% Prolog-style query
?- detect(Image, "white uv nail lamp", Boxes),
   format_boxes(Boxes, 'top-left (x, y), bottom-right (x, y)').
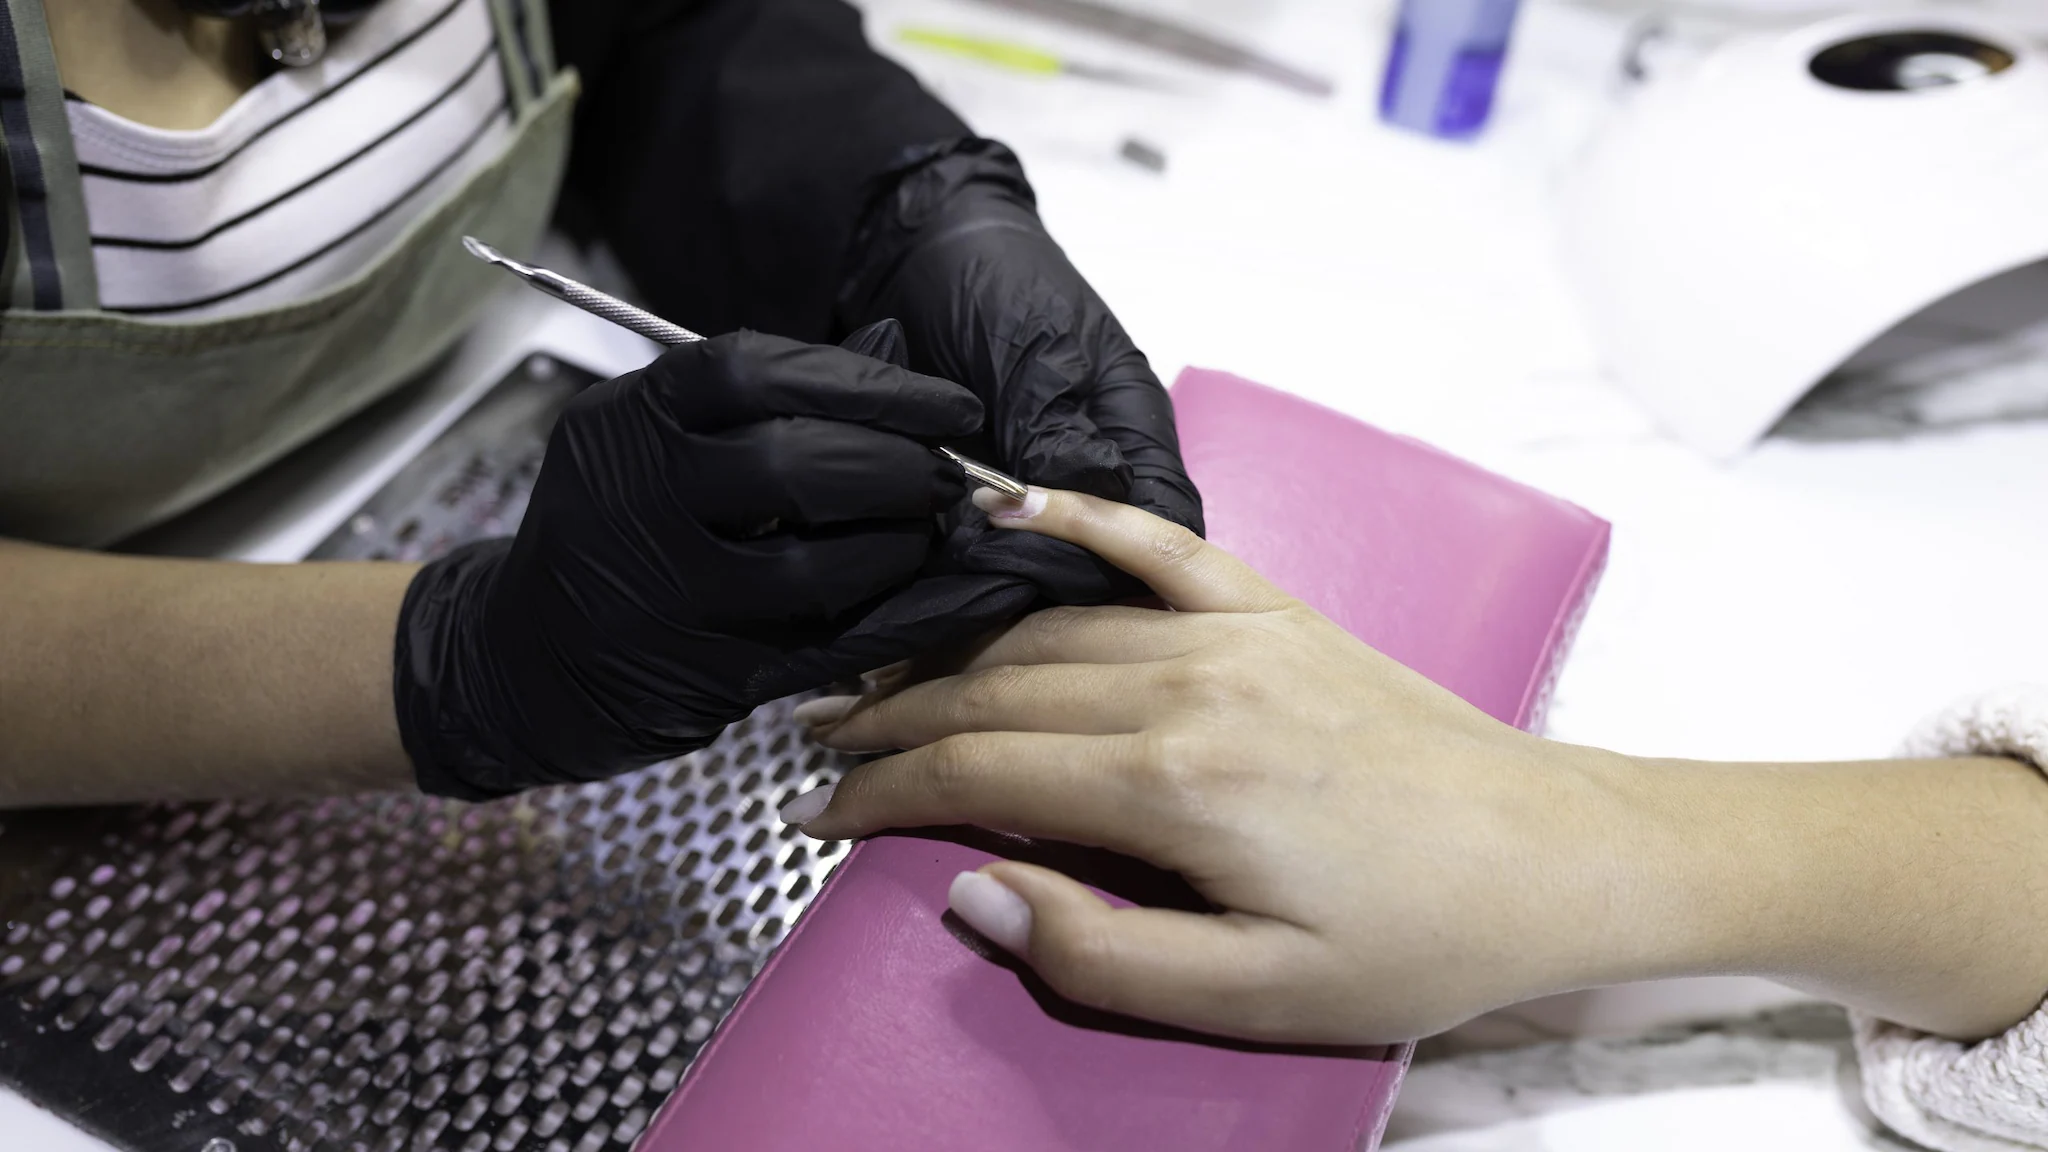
top-left (1561, 13), bottom-right (2048, 458)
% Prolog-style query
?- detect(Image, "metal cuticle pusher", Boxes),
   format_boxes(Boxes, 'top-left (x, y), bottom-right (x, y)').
top-left (462, 237), bottom-right (1030, 501)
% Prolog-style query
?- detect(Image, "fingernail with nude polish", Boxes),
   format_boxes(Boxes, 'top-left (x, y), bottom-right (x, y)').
top-left (949, 871), bottom-right (1032, 955)
top-left (971, 486), bottom-right (1048, 522)
top-left (777, 783), bottom-right (835, 826)
top-left (861, 661), bottom-right (910, 688)
top-left (792, 695), bottom-right (858, 728)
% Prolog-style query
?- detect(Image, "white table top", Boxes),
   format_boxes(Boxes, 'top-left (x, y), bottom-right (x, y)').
top-left (8, 0), bottom-right (2045, 1147)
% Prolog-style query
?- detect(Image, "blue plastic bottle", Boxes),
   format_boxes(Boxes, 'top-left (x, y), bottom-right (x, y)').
top-left (1378, 0), bottom-right (1524, 139)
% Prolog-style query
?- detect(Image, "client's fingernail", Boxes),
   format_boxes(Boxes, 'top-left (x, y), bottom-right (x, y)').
top-left (862, 660), bottom-right (909, 684)
top-left (971, 486), bottom-right (1048, 522)
top-left (777, 783), bottom-right (836, 826)
top-left (792, 696), bottom-right (858, 728)
top-left (948, 871), bottom-right (1032, 955)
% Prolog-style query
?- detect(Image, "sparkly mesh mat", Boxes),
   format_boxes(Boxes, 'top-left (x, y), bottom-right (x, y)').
top-left (0, 357), bottom-right (856, 1152)
top-left (0, 703), bottom-right (854, 1152)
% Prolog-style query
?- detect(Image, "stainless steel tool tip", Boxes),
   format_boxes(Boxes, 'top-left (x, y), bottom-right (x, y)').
top-left (940, 448), bottom-right (1030, 500)
top-left (461, 235), bottom-right (501, 264)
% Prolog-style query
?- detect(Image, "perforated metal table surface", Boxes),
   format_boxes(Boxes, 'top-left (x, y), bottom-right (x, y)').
top-left (0, 357), bottom-right (855, 1152)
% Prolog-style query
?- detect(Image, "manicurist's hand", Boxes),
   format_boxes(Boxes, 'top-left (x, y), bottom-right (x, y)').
top-left (393, 325), bottom-right (991, 801)
top-left (783, 485), bottom-right (1653, 1045)
top-left (840, 140), bottom-right (1203, 608)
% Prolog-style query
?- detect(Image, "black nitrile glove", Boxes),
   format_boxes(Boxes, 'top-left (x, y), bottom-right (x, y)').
top-left (840, 138), bottom-right (1204, 614)
top-left (393, 324), bottom-right (1019, 800)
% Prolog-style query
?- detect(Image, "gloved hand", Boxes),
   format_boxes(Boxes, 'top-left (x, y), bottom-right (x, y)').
top-left (393, 324), bottom-right (1000, 800)
top-left (839, 139), bottom-right (1204, 612)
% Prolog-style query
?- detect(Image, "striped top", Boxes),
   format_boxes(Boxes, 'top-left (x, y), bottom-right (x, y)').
top-left (64, 0), bottom-right (517, 319)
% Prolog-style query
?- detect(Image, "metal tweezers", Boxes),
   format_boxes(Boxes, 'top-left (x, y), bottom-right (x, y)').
top-left (462, 237), bottom-right (1030, 500)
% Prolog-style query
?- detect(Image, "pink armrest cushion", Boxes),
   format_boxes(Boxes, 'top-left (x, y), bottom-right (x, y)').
top-left (644, 368), bottom-right (1610, 1151)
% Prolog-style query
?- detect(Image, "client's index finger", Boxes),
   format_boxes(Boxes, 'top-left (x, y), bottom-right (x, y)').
top-left (985, 489), bottom-right (1290, 615)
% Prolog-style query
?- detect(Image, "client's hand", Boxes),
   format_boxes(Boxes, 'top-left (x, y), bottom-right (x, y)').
top-left (782, 487), bottom-right (1647, 1045)
top-left (784, 488), bottom-right (2048, 1047)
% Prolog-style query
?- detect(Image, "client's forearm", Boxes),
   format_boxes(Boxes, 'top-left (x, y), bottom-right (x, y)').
top-left (1583, 750), bottom-right (2048, 1039)
top-left (0, 539), bottom-right (418, 805)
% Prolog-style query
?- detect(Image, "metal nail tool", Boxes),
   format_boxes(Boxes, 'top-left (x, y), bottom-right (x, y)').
top-left (462, 237), bottom-right (1030, 500)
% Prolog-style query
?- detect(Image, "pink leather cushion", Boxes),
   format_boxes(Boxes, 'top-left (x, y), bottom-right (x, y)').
top-left (1176, 370), bottom-right (1606, 732)
top-left (645, 368), bottom-right (1610, 1151)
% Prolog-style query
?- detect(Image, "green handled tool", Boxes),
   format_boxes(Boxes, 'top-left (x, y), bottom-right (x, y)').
top-left (964, 0), bottom-right (1334, 98)
top-left (897, 26), bottom-right (1176, 89)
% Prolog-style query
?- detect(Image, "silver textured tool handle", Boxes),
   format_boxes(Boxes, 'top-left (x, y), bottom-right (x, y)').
top-left (462, 235), bottom-right (704, 345)
top-left (532, 271), bottom-right (704, 346)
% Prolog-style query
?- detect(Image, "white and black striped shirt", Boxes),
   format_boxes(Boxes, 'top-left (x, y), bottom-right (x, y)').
top-left (65, 0), bottom-right (516, 319)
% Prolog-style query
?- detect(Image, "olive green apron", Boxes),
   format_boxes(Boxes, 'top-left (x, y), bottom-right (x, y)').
top-left (0, 0), bottom-right (577, 548)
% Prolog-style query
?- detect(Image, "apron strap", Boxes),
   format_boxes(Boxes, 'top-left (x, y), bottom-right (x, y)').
top-left (518, 0), bottom-right (557, 81)
top-left (485, 0), bottom-right (557, 122)
top-left (0, 0), bottom-right (98, 311)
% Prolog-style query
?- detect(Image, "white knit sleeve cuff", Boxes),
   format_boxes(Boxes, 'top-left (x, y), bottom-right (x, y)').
top-left (1854, 684), bottom-right (2048, 1152)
